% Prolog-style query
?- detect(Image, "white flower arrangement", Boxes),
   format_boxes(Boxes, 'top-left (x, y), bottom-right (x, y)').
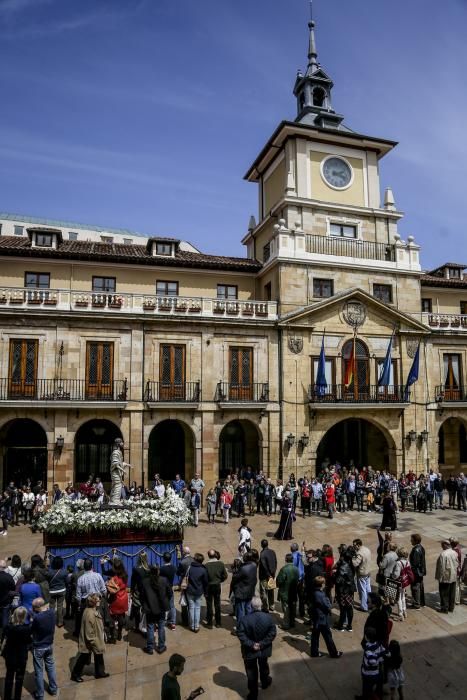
top-left (37, 487), bottom-right (192, 535)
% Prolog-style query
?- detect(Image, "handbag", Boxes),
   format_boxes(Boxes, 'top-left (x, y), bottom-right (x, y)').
top-left (265, 577), bottom-right (276, 590)
top-left (180, 566), bottom-right (190, 591)
top-left (384, 577), bottom-right (401, 604)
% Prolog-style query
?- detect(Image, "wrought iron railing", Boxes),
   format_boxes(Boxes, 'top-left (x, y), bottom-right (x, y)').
top-left (306, 235), bottom-right (396, 262)
top-left (308, 384), bottom-right (409, 403)
top-left (435, 385), bottom-right (467, 402)
top-left (216, 381), bottom-right (269, 402)
top-left (144, 381), bottom-right (201, 402)
top-left (0, 378), bottom-right (128, 401)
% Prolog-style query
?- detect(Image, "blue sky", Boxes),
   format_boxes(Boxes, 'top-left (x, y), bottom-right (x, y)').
top-left (0, 0), bottom-right (466, 267)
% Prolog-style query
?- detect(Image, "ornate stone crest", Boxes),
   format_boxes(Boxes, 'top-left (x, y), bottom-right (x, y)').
top-left (288, 336), bottom-right (303, 354)
top-left (342, 300), bottom-right (366, 329)
top-left (406, 338), bottom-right (419, 358)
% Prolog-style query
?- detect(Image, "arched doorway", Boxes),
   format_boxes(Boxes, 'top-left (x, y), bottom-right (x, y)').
top-left (219, 420), bottom-right (260, 479)
top-left (316, 418), bottom-right (392, 474)
top-left (75, 420), bottom-right (122, 485)
top-left (342, 338), bottom-right (370, 398)
top-left (0, 419), bottom-right (47, 488)
top-left (148, 420), bottom-right (194, 482)
top-left (438, 418), bottom-right (467, 472)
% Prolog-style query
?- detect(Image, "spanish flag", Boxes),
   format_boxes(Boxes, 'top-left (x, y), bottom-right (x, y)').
top-left (344, 336), bottom-right (356, 388)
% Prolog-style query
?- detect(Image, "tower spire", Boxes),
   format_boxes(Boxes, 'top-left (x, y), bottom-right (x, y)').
top-left (307, 2), bottom-right (318, 75)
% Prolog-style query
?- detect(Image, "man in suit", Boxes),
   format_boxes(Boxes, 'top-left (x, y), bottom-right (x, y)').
top-left (236, 596), bottom-right (276, 700)
top-left (258, 539), bottom-right (277, 612)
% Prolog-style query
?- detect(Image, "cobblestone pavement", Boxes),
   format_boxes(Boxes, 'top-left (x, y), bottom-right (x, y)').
top-left (1, 506), bottom-right (466, 700)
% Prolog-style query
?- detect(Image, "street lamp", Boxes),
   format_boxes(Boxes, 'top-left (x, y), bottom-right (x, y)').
top-left (406, 430), bottom-right (417, 444)
top-left (299, 433), bottom-right (309, 448)
top-left (419, 429), bottom-right (429, 443)
top-left (286, 433), bottom-right (295, 448)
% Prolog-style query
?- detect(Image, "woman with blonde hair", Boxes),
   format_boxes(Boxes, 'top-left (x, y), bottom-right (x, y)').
top-left (2, 606), bottom-right (32, 700)
top-left (71, 594), bottom-right (109, 682)
top-left (393, 547), bottom-right (411, 621)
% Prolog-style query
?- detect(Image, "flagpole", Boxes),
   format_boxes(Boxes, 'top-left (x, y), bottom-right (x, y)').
top-left (353, 326), bottom-right (357, 400)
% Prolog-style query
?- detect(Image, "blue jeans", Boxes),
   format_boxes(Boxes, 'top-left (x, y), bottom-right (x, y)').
top-left (146, 614), bottom-right (166, 651)
top-left (235, 598), bottom-right (252, 625)
top-left (166, 595), bottom-right (176, 626)
top-left (32, 646), bottom-right (58, 699)
top-left (356, 575), bottom-right (372, 612)
top-left (187, 594), bottom-right (202, 630)
top-left (434, 491), bottom-right (443, 507)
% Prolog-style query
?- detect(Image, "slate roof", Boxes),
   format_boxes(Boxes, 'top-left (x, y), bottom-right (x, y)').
top-left (0, 236), bottom-right (261, 272)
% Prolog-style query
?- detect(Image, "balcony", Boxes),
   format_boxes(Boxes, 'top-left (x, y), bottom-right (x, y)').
top-left (435, 386), bottom-right (467, 403)
top-left (0, 378), bottom-right (128, 405)
top-left (422, 313), bottom-right (467, 331)
top-left (0, 287), bottom-right (277, 321)
top-left (306, 235), bottom-right (396, 262)
top-left (144, 381), bottom-right (201, 405)
top-left (308, 384), bottom-right (409, 407)
top-left (216, 382), bottom-right (269, 405)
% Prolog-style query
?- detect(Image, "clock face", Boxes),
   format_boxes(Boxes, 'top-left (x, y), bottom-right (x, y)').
top-left (322, 157), bottom-right (353, 189)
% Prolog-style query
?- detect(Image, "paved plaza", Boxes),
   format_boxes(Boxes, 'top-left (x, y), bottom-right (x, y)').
top-left (1, 507), bottom-right (467, 700)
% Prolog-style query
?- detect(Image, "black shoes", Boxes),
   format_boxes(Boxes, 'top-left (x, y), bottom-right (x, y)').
top-left (71, 675), bottom-right (83, 683)
top-left (95, 672), bottom-right (110, 679)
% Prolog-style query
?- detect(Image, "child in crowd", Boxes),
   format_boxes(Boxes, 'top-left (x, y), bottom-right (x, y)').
top-left (355, 626), bottom-right (387, 700)
top-left (386, 640), bottom-right (405, 700)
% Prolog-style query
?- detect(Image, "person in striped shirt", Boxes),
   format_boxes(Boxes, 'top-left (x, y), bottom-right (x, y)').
top-left (355, 626), bottom-right (387, 700)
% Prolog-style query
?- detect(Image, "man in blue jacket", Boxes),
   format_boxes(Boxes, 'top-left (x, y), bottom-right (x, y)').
top-left (237, 596), bottom-right (276, 700)
top-left (31, 597), bottom-right (58, 699)
top-left (310, 577), bottom-right (343, 659)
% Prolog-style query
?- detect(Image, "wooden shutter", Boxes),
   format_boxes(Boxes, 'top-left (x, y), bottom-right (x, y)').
top-left (86, 342), bottom-right (114, 399)
top-left (159, 345), bottom-right (185, 400)
top-left (9, 339), bottom-right (38, 398)
top-left (229, 347), bottom-right (253, 400)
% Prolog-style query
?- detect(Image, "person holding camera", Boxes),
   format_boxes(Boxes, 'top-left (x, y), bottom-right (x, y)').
top-left (161, 653), bottom-right (204, 699)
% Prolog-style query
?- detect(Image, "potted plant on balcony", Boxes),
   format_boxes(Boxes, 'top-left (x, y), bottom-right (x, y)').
top-left (188, 301), bottom-right (202, 313)
top-left (74, 295), bottom-right (89, 307)
top-left (226, 302), bottom-right (239, 315)
top-left (158, 297), bottom-right (173, 311)
top-left (213, 302), bottom-right (225, 314)
top-left (242, 303), bottom-right (254, 316)
top-left (175, 299), bottom-right (188, 311)
top-left (0, 292), bottom-right (6, 304)
top-left (44, 293), bottom-right (58, 306)
top-left (9, 292), bottom-right (24, 304)
top-left (109, 295), bottom-right (124, 309)
top-left (143, 297), bottom-right (156, 310)
top-left (439, 316), bottom-right (449, 327)
top-left (256, 304), bottom-right (268, 317)
top-left (451, 317), bottom-right (461, 328)
top-left (92, 295), bottom-right (106, 308)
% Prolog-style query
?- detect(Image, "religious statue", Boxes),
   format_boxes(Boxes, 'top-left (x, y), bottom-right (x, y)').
top-left (109, 438), bottom-right (130, 505)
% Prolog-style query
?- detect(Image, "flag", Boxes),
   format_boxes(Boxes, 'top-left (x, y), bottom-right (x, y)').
top-left (404, 342), bottom-right (420, 400)
top-left (378, 328), bottom-right (395, 387)
top-left (316, 334), bottom-right (327, 397)
top-left (344, 335), bottom-right (356, 388)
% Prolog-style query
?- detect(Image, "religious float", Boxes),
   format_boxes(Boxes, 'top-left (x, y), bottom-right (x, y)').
top-left (37, 439), bottom-right (191, 578)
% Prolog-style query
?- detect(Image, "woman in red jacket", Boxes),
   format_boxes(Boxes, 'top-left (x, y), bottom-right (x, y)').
top-left (103, 557), bottom-right (129, 642)
top-left (325, 482), bottom-right (335, 520)
top-left (321, 544), bottom-right (335, 599)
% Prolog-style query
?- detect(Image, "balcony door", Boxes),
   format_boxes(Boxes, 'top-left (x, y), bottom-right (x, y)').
top-left (159, 345), bottom-right (185, 400)
top-left (443, 354), bottom-right (461, 400)
top-left (342, 338), bottom-right (369, 400)
top-left (86, 342), bottom-right (114, 399)
top-left (9, 339), bottom-right (38, 398)
top-left (229, 347), bottom-right (253, 400)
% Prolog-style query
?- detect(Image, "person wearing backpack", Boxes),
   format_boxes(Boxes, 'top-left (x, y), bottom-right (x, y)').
top-left (392, 548), bottom-right (413, 621)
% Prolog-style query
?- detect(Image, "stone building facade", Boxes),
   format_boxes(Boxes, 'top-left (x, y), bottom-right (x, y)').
top-left (0, 18), bottom-right (466, 489)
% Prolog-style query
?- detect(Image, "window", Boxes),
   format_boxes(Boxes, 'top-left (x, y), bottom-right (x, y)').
top-left (14, 225), bottom-right (23, 236)
top-left (156, 242), bottom-right (172, 256)
top-left (312, 357), bottom-right (335, 397)
top-left (313, 278), bottom-right (334, 298)
top-left (229, 347), bottom-right (253, 400)
top-left (373, 284), bottom-right (393, 303)
top-left (86, 342), bottom-right (114, 399)
top-left (25, 272), bottom-right (50, 289)
top-left (443, 353), bottom-right (461, 399)
top-left (460, 301), bottom-right (467, 315)
top-left (449, 268), bottom-right (461, 279)
top-left (92, 277), bottom-right (116, 293)
top-left (330, 223), bottom-right (357, 238)
top-left (100, 235), bottom-right (113, 244)
top-left (159, 345), bottom-right (185, 399)
top-left (9, 339), bottom-right (38, 398)
top-left (217, 284), bottom-right (238, 299)
top-left (156, 281), bottom-right (178, 296)
top-left (0, 223), bottom-right (2, 235)
top-left (35, 233), bottom-right (53, 247)
top-left (68, 232), bottom-right (78, 241)
top-left (123, 238), bottom-right (132, 245)
top-left (264, 282), bottom-right (272, 301)
top-left (421, 298), bottom-right (432, 313)
top-left (263, 242), bottom-right (271, 262)
top-left (342, 338), bottom-right (369, 394)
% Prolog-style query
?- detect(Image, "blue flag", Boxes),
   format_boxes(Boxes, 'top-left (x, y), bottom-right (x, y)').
top-left (404, 343), bottom-right (420, 400)
top-left (316, 335), bottom-right (327, 397)
top-left (378, 329), bottom-right (395, 387)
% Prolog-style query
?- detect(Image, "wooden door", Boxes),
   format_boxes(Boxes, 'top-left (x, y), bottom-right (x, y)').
top-left (86, 342), bottom-right (114, 399)
top-left (9, 339), bottom-right (38, 398)
top-left (229, 347), bottom-right (253, 400)
top-left (159, 345), bottom-right (185, 400)
top-left (342, 338), bottom-right (369, 400)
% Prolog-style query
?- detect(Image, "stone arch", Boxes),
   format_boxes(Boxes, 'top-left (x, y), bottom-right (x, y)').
top-left (148, 419), bottom-right (195, 483)
top-left (0, 418), bottom-right (48, 489)
top-left (218, 419), bottom-right (261, 479)
top-left (74, 419), bottom-right (123, 485)
top-left (314, 416), bottom-right (397, 475)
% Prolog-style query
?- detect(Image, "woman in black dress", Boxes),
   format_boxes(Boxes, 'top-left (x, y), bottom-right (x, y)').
top-left (3, 606), bottom-right (32, 700)
top-left (274, 491), bottom-right (294, 540)
top-left (380, 491), bottom-right (397, 530)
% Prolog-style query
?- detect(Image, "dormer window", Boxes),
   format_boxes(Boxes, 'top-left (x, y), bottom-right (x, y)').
top-left (36, 233), bottom-right (53, 247)
top-left (449, 268), bottom-right (461, 279)
top-left (27, 227), bottom-right (62, 249)
top-left (156, 242), bottom-right (172, 256)
top-left (147, 237), bottom-right (179, 258)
